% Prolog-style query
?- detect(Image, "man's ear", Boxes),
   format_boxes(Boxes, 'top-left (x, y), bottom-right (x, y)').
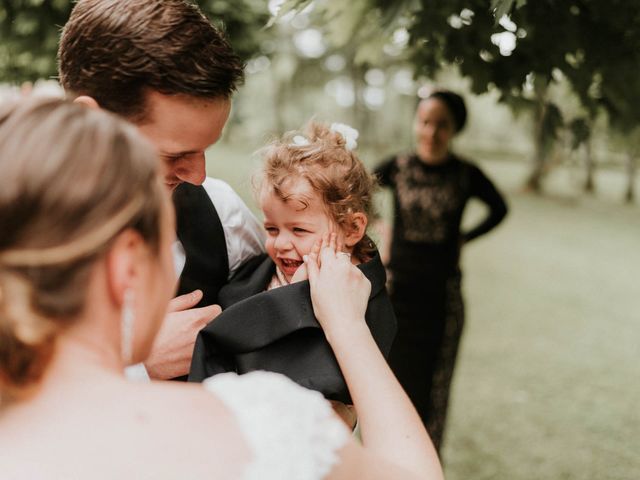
top-left (73, 95), bottom-right (100, 110)
top-left (343, 212), bottom-right (368, 247)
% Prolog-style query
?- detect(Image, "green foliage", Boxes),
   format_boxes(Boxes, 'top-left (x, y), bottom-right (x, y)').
top-left (283, 0), bottom-right (640, 130)
top-left (281, 0), bottom-right (640, 194)
top-left (198, 0), bottom-right (270, 61)
top-left (540, 102), bottom-right (563, 146)
top-left (278, 0), bottom-right (417, 65)
top-left (0, 0), bottom-right (71, 83)
top-left (0, 0), bottom-right (270, 83)
top-left (490, 0), bottom-right (526, 23)
top-left (568, 117), bottom-right (590, 151)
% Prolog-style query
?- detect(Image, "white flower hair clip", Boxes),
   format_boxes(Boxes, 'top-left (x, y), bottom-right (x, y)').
top-left (330, 122), bottom-right (359, 151)
top-left (291, 135), bottom-right (310, 147)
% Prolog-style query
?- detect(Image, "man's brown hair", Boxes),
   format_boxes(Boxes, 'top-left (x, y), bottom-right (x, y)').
top-left (58, 0), bottom-right (245, 121)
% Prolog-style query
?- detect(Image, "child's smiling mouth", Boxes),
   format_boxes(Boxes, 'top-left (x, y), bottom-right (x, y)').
top-left (279, 257), bottom-right (303, 276)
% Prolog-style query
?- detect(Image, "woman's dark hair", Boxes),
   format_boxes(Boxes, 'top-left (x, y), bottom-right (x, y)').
top-left (427, 90), bottom-right (467, 132)
top-left (58, 0), bottom-right (245, 122)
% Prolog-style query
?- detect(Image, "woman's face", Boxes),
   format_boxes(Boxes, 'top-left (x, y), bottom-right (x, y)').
top-left (414, 98), bottom-right (457, 164)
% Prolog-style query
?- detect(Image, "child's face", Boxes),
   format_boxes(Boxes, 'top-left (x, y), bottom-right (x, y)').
top-left (260, 179), bottom-right (337, 283)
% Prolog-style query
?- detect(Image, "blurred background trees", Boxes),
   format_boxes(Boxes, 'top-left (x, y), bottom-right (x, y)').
top-left (0, 0), bottom-right (269, 82)
top-left (0, 0), bottom-right (70, 82)
top-left (0, 0), bottom-right (638, 201)
top-left (275, 0), bottom-right (640, 199)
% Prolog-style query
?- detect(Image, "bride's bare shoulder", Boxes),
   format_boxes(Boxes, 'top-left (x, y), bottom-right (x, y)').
top-left (137, 380), bottom-right (242, 430)
top-left (128, 381), bottom-right (253, 474)
top-left (0, 380), bottom-right (252, 480)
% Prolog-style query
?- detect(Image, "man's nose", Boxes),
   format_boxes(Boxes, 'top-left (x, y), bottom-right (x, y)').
top-left (175, 154), bottom-right (206, 186)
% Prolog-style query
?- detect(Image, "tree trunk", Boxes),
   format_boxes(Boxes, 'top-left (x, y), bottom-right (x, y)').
top-left (349, 61), bottom-right (369, 140)
top-left (525, 100), bottom-right (547, 193)
top-left (272, 69), bottom-right (288, 135)
top-left (584, 140), bottom-right (595, 193)
top-left (625, 151), bottom-right (636, 203)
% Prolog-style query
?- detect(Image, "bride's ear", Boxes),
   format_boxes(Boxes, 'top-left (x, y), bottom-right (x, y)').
top-left (105, 229), bottom-right (145, 308)
top-left (73, 95), bottom-right (100, 110)
top-left (343, 213), bottom-right (368, 247)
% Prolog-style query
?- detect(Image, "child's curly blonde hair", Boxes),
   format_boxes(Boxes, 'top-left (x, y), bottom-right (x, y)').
top-left (256, 121), bottom-right (379, 261)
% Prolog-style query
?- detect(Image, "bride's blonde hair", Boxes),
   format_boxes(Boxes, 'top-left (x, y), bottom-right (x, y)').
top-left (0, 98), bottom-right (165, 401)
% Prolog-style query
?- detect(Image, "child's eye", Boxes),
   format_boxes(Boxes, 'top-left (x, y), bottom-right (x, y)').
top-left (293, 228), bottom-right (309, 234)
top-left (265, 227), bottom-right (278, 236)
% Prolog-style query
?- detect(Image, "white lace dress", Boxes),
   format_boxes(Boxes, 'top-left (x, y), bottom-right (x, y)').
top-left (203, 371), bottom-right (350, 480)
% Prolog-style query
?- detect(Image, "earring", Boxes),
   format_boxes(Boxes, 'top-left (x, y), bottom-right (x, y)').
top-left (121, 289), bottom-right (135, 365)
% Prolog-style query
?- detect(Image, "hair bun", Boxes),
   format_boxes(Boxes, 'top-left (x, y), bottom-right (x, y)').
top-left (0, 272), bottom-right (56, 400)
top-left (428, 90), bottom-right (467, 132)
top-left (0, 98), bottom-right (164, 401)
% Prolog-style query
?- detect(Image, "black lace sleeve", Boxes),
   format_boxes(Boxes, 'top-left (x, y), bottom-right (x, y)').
top-left (462, 163), bottom-right (508, 243)
top-left (373, 155), bottom-right (398, 188)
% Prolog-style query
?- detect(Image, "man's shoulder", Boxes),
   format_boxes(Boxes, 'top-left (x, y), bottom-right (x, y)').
top-left (202, 176), bottom-right (233, 189)
top-left (201, 176), bottom-right (238, 198)
top-left (200, 176), bottom-right (251, 217)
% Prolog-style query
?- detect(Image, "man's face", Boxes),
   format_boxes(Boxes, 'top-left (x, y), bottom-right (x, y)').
top-left (136, 91), bottom-right (231, 191)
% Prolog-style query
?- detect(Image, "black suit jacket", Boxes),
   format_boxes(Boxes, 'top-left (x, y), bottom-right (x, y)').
top-left (171, 183), bottom-right (229, 382)
top-left (173, 183), bottom-right (229, 308)
top-left (188, 252), bottom-right (397, 403)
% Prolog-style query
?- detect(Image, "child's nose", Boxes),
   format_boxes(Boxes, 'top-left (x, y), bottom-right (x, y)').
top-left (274, 233), bottom-right (293, 251)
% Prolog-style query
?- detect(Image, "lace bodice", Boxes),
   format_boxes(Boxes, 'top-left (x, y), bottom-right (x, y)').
top-left (203, 371), bottom-right (350, 480)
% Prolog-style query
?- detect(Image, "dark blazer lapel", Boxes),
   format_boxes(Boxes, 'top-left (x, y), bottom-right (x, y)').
top-left (360, 251), bottom-right (386, 298)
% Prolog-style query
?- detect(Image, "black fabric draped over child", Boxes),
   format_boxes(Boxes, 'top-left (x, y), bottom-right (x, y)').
top-left (188, 251), bottom-right (397, 404)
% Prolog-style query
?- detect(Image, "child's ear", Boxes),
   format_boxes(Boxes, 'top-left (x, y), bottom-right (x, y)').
top-left (343, 212), bottom-right (368, 247)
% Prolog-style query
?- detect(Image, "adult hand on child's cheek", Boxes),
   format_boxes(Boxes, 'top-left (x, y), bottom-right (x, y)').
top-left (290, 263), bottom-right (308, 283)
top-left (145, 290), bottom-right (222, 380)
top-left (306, 233), bottom-right (370, 340)
top-left (290, 238), bottom-right (323, 283)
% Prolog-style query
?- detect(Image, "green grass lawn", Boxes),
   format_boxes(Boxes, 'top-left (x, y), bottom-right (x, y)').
top-left (444, 159), bottom-right (639, 480)
top-left (207, 145), bottom-right (639, 480)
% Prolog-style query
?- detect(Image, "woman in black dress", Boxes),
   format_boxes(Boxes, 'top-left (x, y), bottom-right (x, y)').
top-left (375, 90), bottom-right (508, 453)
